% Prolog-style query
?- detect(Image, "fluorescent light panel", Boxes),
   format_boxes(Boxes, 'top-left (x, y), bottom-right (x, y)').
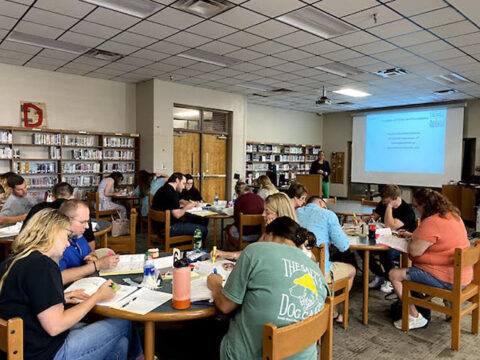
top-left (7, 31), bottom-right (89, 54)
top-left (315, 62), bottom-right (363, 77)
top-left (428, 73), bottom-right (470, 86)
top-left (278, 7), bottom-right (357, 39)
top-left (333, 88), bottom-right (371, 97)
top-left (177, 49), bottom-right (240, 67)
top-left (82, 0), bottom-right (163, 18)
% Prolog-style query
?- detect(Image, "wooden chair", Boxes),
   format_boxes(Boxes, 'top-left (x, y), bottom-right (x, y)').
top-left (312, 245), bottom-right (350, 329)
top-left (263, 296), bottom-right (333, 360)
top-left (147, 207), bottom-right (194, 251)
top-left (227, 213), bottom-right (265, 251)
top-left (324, 197), bottom-right (337, 204)
top-left (103, 208), bottom-right (137, 254)
top-left (401, 240), bottom-right (480, 350)
top-left (86, 192), bottom-right (118, 220)
top-left (139, 194), bottom-right (152, 233)
top-left (0, 317), bottom-right (23, 360)
top-left (361, 198), bottom-right (378, 207)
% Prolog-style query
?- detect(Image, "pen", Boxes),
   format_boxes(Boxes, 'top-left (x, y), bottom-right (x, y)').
top-left (353, 213), bottom-right (358, 225)
top-left (213, 268), bottom-right (218, 275)
top-left (110, 283), bottom-right (119, 291)
top-left (212, 246), bottom-right (216, 264)
top-left (121, 297), bottom-right (137, 308)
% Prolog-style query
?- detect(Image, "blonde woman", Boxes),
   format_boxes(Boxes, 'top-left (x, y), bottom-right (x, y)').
top-left (0, 209), bottom-right (143, 360)
top-left (255, 175), bottom-right (279, 200)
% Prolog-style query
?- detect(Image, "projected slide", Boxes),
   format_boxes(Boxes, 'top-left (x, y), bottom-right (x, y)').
top-left (365, 109), bottom-right (447, 174)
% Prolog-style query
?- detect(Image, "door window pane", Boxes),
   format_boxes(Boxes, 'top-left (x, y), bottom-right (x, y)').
top-left (173, 107), bottom-right (200, 130)
top-left (202, 111), bottom-right (227, 132)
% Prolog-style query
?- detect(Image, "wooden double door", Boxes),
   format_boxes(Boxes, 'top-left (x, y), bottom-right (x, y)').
top-left (173, 131), bottom-right (227, 203)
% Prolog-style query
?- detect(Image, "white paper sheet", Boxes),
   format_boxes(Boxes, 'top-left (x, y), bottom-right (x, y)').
top-left (99, 254), bottom-right (174, 275)
top-left (0, 222), bottom-right (22, 238)
top-left (110, 288), bottom-right (172, 315)
top-left (377, 235), bottom-right (408, 253)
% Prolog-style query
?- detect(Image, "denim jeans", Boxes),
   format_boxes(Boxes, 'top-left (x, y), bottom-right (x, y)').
top-left (406, 266), bottom-right (454, 290)
top-left (170, 221), bottom-right (208, 240)
top-left (370, 248), bottom-right (401, 278)
top-left (53, 318), bottom-right (143, 360)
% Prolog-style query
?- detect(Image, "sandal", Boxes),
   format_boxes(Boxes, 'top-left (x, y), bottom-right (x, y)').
top-left (332, 312), bottom-right (344, 324)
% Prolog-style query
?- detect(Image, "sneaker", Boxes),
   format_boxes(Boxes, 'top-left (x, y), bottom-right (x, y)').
top-left (380, 280), bottom-right (393, 293)
top-left (394, 313), bottom-right (428, 330)
top-left (368, 275), bottom-right (383, 288)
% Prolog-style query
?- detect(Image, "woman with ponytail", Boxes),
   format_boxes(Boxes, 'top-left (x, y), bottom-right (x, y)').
top-left (0, 208), bottom-right (143, 360)
top-left (389, 188), bottom-right (472, 331)
top-left (207, 216), bottom-right (328, 360)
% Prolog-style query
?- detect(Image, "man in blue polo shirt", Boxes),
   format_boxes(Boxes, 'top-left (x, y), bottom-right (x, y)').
top-left (59, 199), bottom-right (119, 285)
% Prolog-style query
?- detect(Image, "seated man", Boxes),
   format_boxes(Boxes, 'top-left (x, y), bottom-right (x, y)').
top-left (0, 174), bottom-right (37, 226)
top-left (152, 172), bottom-right (207, 240)
top-left (297, 196), bottom-right (356, 323)
top-left (58, 200), bottom-right (119, 285)
top-left (369, 184), bottom-right (417, 293)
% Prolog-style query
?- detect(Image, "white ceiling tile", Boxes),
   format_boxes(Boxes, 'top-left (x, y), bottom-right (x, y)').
top-left (219, 31), bottom-right (264, 47)
top-left (92, 66), bottom-right (125, 76)
top-left (117, 56), bottom-right (153, 67)
top-left (89, 72), bottom-right (114, 80)
top-left (145, 62), bottom-right (179, 72)
top-left (15, 20), bottom-right (64, 39)
top-left (271, 62), bottom-right (306, 73)
top-left (447, 32), bottom-right (480, 47)
top-left (61, 62), bottom-right (98, 72)
top-left (187, 21), bottom-right (237, 39)
top-left (125, 21), bottom-right (176, 40)
top-left (248, 41), bottom-right (291, 55)
top-left (133, 48), bottom-right (170, 61)
top-left (430, 21), bottom-right (478, 38)
top-left (73, 55), bottom-right (109, 67)
top-left (314, 0), bottom-right (378, 17)
top-left (212, 68), bottom-right (243, 77)
top-left (0, 55), bottom-right (26, 65)
top-left (162, 56), bottom-right (196, 67)
top-left (274, 48), bottom-right (312, 61)
top-left (331, 31), bottom-right (378, 47)
top-left (294, 56), bottom-right (332, 67)
top-left (27, 55), bottom-right (67, 66)
top-left (342, 5), bottom-right (402, 29)
top-left (299, 40), bottom-right (344, 55)
top-left (187, 62), bottom-right (222, 72)
top-left (435, 56), bottom-right (477, 67)
top-left (85, 8), bottom-right (140, 30)
top-left (275, 31), bottom-right (323, 47)
top-left (171, 67), bottom-right (202, 77)
top-left (165, 31), bottom-right (211, 48)
top-left (150, 8), bottom-right (203, 29)
top-left (0, 28), bottom-right (9, 39)
top-left (98, 41), bottom-right (139, 55)
top-left (368, 19), bottom-right (422, 38)
top-left (103, 62), bottom-right (137, 71)
top-left (249, 55), bottom-right (288, 67)
top-left (27, 62), bottom-right (57, 71)
top-left (230, 62), bottom-right (263, 72)
top-left (23, 8), bottom-right (78, 29)
top-left (250, 67), bottom-right (283, 77)
top-left (461, 44), bottom-right (480, 56)
top-left (227, 48), bottom-right (264, 61)
top-left (70, 21), bottom-right (121, 39)
top-left (0, 1), bottom-right (27, 18)
top-left (35, 0), bottom-right (95, 18)
top-left (0, 15), bottom-right (17, 31)
top-left (7, 0), bottom-right (34, 5)
top-left (112, 32), bottom-right (157, 47)
top-left (424, 48), bottom-right (467, 61)
top-left (212, 6), bottom-right (268, 29)
top-left (0, 48), bottom-right (31, 61)
top-left (242, 0), bottom-right (305, 17)
top-left (448, 0), bottom-right (480, 28)
top-left (388, 31), bottom-right (437, 47)
top-left (197, 41), bottom-right (240, 55)
top-left (410, 7), bottom-right (465, 28)
top-left (343, 56), bottom-right (379, 66)
top-left (59, 31), bottom-right (104, 48)
top-left (245, 20), bottom-right (296, 39)
top-left (388, 0), bottom-right (446, 16)
top-left (406, 40), bottom-right (452, 55)
top-left (1, 41), bottom-right (43, 54)
top-left (322, 48), bottom-right (362, 61)
top-left (147, 41), bottom-right (188, 54)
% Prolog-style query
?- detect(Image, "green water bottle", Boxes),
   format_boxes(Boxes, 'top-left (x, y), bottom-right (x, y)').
top-left (193, 227), bottom-right (202, 250)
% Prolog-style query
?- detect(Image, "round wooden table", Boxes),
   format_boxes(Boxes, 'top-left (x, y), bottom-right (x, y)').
top-left (206, 213), bottom-right (233, 247)
top-left (112, 194), bottom-right (141, 210)
top-left (92, 274), bottom-right (217, 360)
top-left (92, 219), bottom-right (112, 248)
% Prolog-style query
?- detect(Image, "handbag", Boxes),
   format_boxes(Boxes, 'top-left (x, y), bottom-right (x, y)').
top-left (111, 212), bottom-right (130, 237)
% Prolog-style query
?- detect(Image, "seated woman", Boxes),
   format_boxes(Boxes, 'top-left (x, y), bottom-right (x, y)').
top-left (134, 170), bottom-right (168, 217)
top-left (255, 175), bottom-right (279, 200)
top-left (207, 216), bottom-right (328, 360)
top-left (180, 174), bottom-right (202, 205)
top-left (227, 181), bottom-right (264, 246)
top-left (287, 182), bottom-right (308, 210)
top-left (0, 208), bottom-right (142, 360)
top-left (389, 189), bottom-right (473, 330)
top-left (97, 171), bottom-right (127, 219)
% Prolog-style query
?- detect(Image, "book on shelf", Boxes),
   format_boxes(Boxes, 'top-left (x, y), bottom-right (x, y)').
top-left (50, 146), bottom-right (60, 159)
top-left (104, 136), bottom-right (135, 148)
top-left (62, 175), bottom-right (100, 187)
top-left (63, 135), bottom-right (96, 147)
top-left (62, 162), bottom-right (101, 173)
top-left (71, 149), bottom-right (102, 160)
top-left (0, 131), bottom-right (12, 144)
top-left (103, 162), bottom-right (135, 173)
top-left (24, 176), bottom-right (57, 188)
top-left (14, 161), bottom-right (57, 174)
top-left (0, 147), bottom-right (12, 159)
top-left (32, 133), bottom-right (60, 145)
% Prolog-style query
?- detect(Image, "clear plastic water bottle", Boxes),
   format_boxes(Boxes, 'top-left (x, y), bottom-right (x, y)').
top-left (142, 251), bottom-right (156, 289)
top-left (214, 193), bottom-right (219, 206)
top-left (193, 227), bottom-right (203, 250)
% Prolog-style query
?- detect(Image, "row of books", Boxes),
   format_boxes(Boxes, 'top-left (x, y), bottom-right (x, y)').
top-left (63, 135), bottom-right (96, 146)
top-left (104, 137), bottom-right (135, 148)
top-left (71, 149), bottom-right (102, 160)
top-left (103, 162), bottom-right (135, 172)
top-left (33, 133), bottom-right (61, 145)
top-left (103, 150), bottom-right (134, 160)
top-left (0, 147), bottom-right (12, 159)
top-left (62, 175), bottom-right (100, 187)
top-left (14, 162), bottom-right (57, 173)
top-left (62, 162), bottom-right (101, 173)
top-left (24, 176), bottom-right (57, 188)
top-left (0, 131), bottom-right (12, 144)
top-left (50, 146), bottom-right (61, 159)
top-left (305, 147), bottom-right (321, 155)
top-left (283, 146), bottom-right (304, 154)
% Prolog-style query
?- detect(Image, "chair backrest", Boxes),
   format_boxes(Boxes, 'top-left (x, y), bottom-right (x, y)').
top-left (361, 198), bottom-right (378, 207)
top-left (453, 240), bottom-right (480, 292)
top-left (0, 317), bottom-right (23, 360)
top-left (312, 244), bottom-right (326, 276)
top-left (324, 197), bottom-right (337, 204)
top-left (239, 213), bottom-right (265, 249)
top-left (86, 191), bottom-right (96, 214)
top-left (263, 297), bottom-right (333, 360)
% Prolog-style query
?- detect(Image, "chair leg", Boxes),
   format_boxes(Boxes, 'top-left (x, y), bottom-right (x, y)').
top-left (402, 283), bottom-right (410, 331)
top-left (451, 300), bottom-right (461, 350)
top-left (472, 294), bottom-right (479, 334)
top-left (321, 302), bottom-right (333, 360)
top-left (342, 289), bottom-right (349, 329)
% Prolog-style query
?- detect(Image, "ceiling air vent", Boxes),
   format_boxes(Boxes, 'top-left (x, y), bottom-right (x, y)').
top-left (433, 89), bottom-right (458, 96)
top-left (85, 49), bottom-right (123, 61)
top-left (374, 67), bottom-right (408, 78)
top-left (172, 0), bottom-right (234, 18)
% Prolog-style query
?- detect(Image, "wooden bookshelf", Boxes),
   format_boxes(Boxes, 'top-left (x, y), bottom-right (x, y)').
top-left (245, 141), bottom-right (321, 184)
top-left (0, 126), bottom-right (139, 201)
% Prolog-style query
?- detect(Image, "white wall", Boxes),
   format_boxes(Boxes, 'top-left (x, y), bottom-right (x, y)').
top-left (246, 103), bottom-right (323, 145)
top-left (0, 63), bottom-right (136, 132)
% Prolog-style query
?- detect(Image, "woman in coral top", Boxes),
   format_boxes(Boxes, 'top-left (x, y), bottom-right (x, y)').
top-left (389, 188), bottom-right (472, 330)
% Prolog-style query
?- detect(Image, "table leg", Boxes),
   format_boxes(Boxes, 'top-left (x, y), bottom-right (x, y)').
top-left (220, 219), bottom-right (225, 248)
top-left (213, 218), bottom-right (218, 247)
top-left (144, 321), bottom-right (155, 360)
top-left (362, 250), bottom-right (370, 325)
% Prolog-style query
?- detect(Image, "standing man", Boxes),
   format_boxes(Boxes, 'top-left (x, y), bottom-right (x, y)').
top-left (59, 200), bottom-right (119, 285)
top-left (309, 150), bottom-right (331, 198)
top-left (369, 184), bottom-right (417, 293)
top-left (152, 172), bottom-right (207, 240)
top-left (0, 174), bottom-right (37, 225)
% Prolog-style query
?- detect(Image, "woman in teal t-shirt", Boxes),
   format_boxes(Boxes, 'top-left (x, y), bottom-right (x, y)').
top-left (207, 216), bottom-right (329, 360)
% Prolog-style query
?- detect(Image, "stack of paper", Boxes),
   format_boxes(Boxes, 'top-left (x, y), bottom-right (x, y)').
top-left (99, 254), bottom-right (174, 276)
top-left (377, 235), bottom-right (408, 253)
top-left (0, 222), bottom-right (22, 238)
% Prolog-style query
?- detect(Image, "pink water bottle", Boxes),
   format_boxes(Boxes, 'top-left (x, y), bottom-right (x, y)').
top-left (172, 252), bottom-right (190, 310)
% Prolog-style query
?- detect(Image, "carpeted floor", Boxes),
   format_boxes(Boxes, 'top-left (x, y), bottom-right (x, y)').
top-left (129, 219), bottom-right (480, 359)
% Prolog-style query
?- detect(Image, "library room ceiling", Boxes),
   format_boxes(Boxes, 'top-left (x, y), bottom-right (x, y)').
top-left (1, 0), bottom-right (480, 113)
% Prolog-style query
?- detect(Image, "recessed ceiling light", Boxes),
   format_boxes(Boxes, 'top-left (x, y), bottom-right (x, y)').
top-left (333, 88), bottom-right (371, 97)
top-left (177, 49), bottom-right (240, 67)
top-left (428, 73), bottom-right (469, 86)
top-left (82, 0), bottom-right (163, 18)
top-left (7, 31), bottom-right (89, 54)
top-left (278, 7), bottom-right (357, 39)
top-left (315, 62), bottom-right (363, 77)
top-left (172, 0), bottom-right (234, 18)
